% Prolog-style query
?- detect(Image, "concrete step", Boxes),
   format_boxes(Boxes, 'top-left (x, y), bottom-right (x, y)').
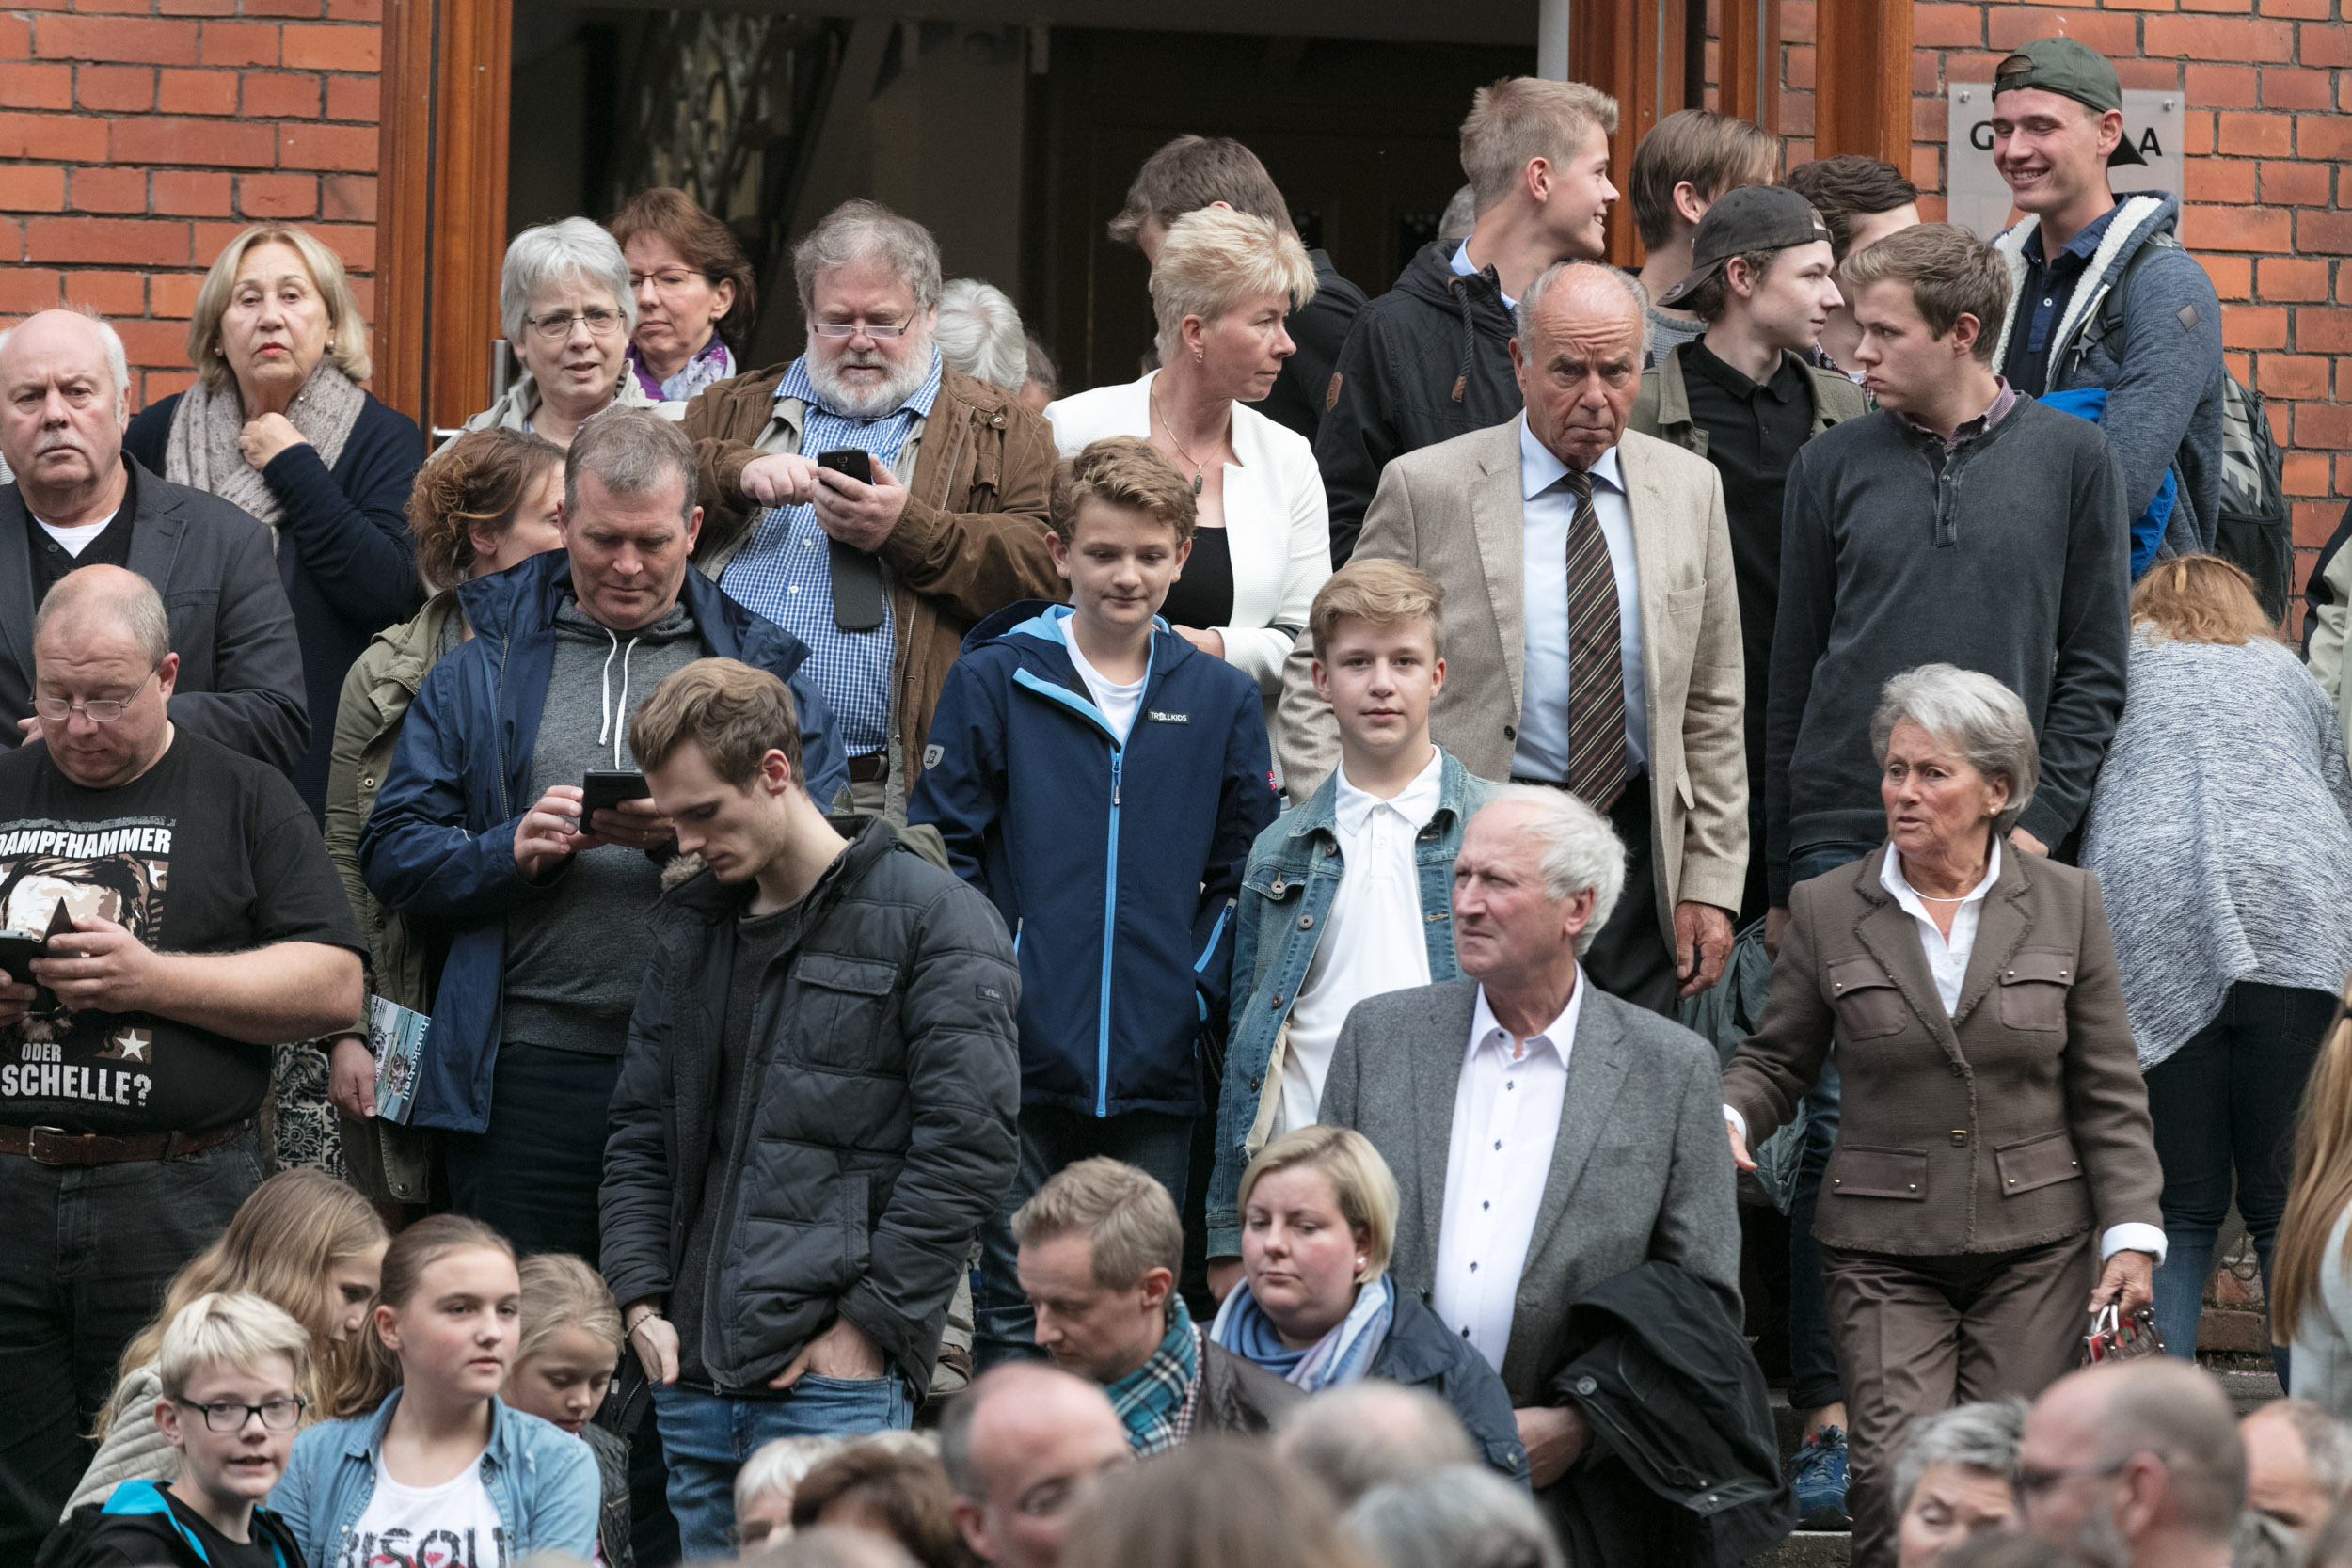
top-left (1750, 1530), bottom-right (1851, 1568)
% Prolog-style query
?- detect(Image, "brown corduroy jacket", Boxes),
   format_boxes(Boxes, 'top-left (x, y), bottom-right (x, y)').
top-left (1723, 844), bottom-right (2163, 1257)
top-left (681, 361), bottom-right (1061, 795)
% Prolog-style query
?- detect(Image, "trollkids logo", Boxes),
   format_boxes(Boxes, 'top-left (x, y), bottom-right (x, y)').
top-left (1146, 710), bottom-right (1189, 724)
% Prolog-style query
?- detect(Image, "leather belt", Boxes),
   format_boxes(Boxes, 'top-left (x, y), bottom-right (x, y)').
top-left (848, 752), bottom-right (889, 784)
top-left (0, 1119), bottom-right (249, 1167)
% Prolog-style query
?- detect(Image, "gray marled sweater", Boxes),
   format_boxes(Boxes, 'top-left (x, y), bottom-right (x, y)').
top-left (2081, 628), bottom-right (2352, 1069)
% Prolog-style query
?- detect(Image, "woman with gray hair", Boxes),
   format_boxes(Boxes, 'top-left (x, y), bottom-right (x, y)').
top-left (1722, 663), bottom-right (2165, 1568)
top-left (460, 217), bottom-right (664, 446)
top-left (1893, 1399), bottom-right (2025, 1568)
top-left (1341, 1465), bottom-right (1564, 1568)
top-left (933, 279), bottom-right (1028, 392)
top-left (1044, 206), bottom-right (1331, 750)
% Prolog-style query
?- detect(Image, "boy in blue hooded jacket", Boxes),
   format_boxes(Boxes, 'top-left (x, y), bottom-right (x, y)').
top-left (912, 436), bottom-right (1279, 1369)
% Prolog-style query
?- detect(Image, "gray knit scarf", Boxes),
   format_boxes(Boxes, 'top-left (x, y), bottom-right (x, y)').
top-left (164, 358), bottom-right (365, 550)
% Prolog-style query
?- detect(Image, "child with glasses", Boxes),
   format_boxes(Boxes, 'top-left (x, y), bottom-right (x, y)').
top-left (45, 1291), bottom-right (312, 1568)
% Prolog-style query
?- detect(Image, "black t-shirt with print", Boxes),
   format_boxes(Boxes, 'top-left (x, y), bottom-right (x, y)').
top-left (0, 731), bottom-right (362, 1134)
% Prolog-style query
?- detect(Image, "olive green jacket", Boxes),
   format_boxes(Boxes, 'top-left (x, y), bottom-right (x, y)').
top-left (1628, 341), bottom-right (1870, 457)
top-left (322, 591), bottom-right (463, 1201)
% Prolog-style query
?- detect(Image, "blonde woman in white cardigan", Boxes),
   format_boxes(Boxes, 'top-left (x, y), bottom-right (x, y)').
top-left (1046, 207), bottom-right (1331, 743)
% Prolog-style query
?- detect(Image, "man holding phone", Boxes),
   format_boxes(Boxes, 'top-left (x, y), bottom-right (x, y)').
top-left (360, 412), bottom-right (850, 1259)
top-left (683, 199), bottom-right (1060, 818)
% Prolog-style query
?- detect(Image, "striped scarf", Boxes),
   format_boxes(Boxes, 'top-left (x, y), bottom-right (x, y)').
top-left (1104, 1295), bottom-right (1201, 1457)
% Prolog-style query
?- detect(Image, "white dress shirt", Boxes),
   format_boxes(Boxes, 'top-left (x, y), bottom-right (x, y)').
top-left (1513, 416), bottom-right (1648, 784)
top-left (1727, 842), bottom-right (2165, 1265)
top-left (1273, 749), bottom-right (1445, 1138)
top-left (1432, 978), bottom-right (1583, 1372)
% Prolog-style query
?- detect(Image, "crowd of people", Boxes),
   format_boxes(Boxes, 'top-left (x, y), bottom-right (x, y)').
top-left (2, 28), bottom-right (2349, 1568)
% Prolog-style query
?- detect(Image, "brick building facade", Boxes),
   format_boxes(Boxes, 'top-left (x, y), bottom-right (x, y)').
top-left (2, 0), bottom-right (2346, 600)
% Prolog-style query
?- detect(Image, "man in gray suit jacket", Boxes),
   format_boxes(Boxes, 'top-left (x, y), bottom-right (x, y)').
top-left (1319, 788), bottom-right (1740, 1492)
top-left (0, 311), bottom-right (306, 773)
top-left (1280, 261), bottom-right (1746, 1019)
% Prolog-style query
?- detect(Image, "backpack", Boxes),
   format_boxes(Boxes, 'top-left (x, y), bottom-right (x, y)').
top-left (2090, 237), bottom-right (2290, 616)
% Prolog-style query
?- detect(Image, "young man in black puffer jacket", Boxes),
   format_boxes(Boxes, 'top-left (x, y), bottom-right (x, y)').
top-left (598, 657), bottom-right (1021, 1565)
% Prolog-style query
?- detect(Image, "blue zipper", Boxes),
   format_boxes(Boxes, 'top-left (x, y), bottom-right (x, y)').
top-left (1098, 746), bottom-right (1121, 1116)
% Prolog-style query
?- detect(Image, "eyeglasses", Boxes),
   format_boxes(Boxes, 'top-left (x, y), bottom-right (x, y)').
top-left (177, 1396), bottom-right (307, 1433)
top-left (628, 269), bottom-right (707, 294)
top-left (526, 308), bottom-right (626, 342)
top-left (811, 318), bottom-right (912, 340)
top-left (35, 669), bottom-right (156, 724)
top-left (2016, 1454), bottom-right (2138, 1496)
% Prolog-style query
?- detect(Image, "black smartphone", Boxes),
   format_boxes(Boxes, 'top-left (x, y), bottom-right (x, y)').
top-left (815, 448), bottom-right (872, 485)
top-left (0, 931), bottom-right (43, 987)
top-left (580, 768), bottom-right (650, 822)
top-left (816, 449), bottom-right (889, 634)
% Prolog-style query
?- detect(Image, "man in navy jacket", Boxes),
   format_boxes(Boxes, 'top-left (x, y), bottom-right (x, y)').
top-left (360, 412), bottom-right (846, 1258)
top-left (912, 436), bottom-right (1277, 1370)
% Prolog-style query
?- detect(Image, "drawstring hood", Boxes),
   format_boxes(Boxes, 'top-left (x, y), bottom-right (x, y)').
top-left (596, 624), bottom-right (640, 768)
top-left (1447, 272), bottom-right (1485, 404)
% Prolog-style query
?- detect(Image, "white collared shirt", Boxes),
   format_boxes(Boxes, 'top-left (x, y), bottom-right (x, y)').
top-left (1724, 842), bottom-right (2167, 1265)
top-left (1514, 417), bottom-right (1647, 784)
top-left (1432, 978), bottom-right (1582, 1372)
top-left (1880, 839), bottom-right (2003, 1017)
top-left (1274, 748), bottom-right (1445, 1138)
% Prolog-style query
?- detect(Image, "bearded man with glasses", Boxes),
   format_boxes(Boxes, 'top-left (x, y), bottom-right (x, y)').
top-left (2017, 1358), bottom-right (2246, 1568)
top-left (683, 198), bottom-right (1061, 822)
top-left (0, 565), bottom-right (363, 1562)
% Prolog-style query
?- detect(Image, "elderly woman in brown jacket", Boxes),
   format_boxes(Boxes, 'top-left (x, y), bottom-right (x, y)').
top-left (1722, 663), bottom-right (2164, 1568)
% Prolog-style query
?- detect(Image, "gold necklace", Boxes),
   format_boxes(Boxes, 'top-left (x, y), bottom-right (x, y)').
top-left (1151, 380), bottom-right (1210, 496)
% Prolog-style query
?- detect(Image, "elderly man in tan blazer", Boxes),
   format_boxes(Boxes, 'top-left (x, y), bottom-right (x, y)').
top-left (1279, 260), bottom-right (1746, 1014)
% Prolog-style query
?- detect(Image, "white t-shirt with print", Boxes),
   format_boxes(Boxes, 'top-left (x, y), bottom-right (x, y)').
top-left (1064, 636), bottom-right (1147, 744)
top-left (341, 1457), bottom-right (505, 1568)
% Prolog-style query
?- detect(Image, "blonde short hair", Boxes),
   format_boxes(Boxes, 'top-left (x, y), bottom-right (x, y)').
top-left (1149, 207), bottom-right (1318, 367)
top-left (1629, 109), bottom-right (1779, 249)
top-left (157, 1291), bottom-right (311, 1404)
top-left (1460, 78), bottom-right (1622, 214)
top-left (1238, 1127), bottom-right (1399, 1284)
top-left (1309, 558), bottom-right (1446, 662)
top-left (187, 225), bottom-right (372, 392)
top-left (1051, 436), bottom-right (1198, 546)
top-left (516, 1253), bottom-right (623, 1368)
top-left (1012, 1157), bottom-right (1183, 1290)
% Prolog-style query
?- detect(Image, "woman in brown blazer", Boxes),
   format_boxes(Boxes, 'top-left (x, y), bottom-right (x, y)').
top-left (1722, 663), bottom-right (2164, 1568)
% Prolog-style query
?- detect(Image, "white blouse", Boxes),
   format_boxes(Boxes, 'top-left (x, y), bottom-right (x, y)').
top-left (1043, 372), bottom-right (1332, 701)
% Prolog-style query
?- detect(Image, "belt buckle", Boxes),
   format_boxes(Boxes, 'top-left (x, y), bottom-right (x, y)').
top-left (26, 1126), bottom-right (80, 1166)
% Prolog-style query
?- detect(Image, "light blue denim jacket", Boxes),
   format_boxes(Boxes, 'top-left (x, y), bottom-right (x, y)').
top-left (1207, 750), bottom-right (1497, 1256)
top-left (268, 1392), bottom-right (600, 1568)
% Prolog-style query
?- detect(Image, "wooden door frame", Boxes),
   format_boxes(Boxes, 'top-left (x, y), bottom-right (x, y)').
top-left (373, 0), bottom-right (513, 436)
top-left (1813, 0), bottom-right (1912, 166)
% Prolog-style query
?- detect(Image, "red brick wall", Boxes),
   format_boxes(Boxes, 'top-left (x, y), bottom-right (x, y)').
top-left (0, 0), bottom-right (381, 405)
top-left (1749, 0), bottom-right (2352, 622)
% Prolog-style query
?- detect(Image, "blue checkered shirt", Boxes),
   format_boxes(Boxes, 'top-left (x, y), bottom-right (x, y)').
top-left (718, 352), bottom-right (944, 756)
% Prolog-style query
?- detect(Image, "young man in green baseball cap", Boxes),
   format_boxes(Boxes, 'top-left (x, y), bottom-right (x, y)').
top-left (1986, 35), bottom-right (2225, 559)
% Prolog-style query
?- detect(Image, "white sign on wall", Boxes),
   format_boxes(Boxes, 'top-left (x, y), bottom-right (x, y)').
top-left (1945, 86), bottom-right (2186, 241)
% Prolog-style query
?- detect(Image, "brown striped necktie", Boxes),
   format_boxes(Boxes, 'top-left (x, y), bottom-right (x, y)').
top-left (1558, 466), bottom-right (1629, 813)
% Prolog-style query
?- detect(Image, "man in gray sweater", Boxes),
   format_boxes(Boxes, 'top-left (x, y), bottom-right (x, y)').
top-left (1766, 222), bottom-right (2129, 921)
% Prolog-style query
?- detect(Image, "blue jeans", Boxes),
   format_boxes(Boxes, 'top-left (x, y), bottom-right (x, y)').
top-left (0, 1128), bottom-right (262, 1562)
top-left (975, 1104), bottom-right (1194, 1370)
top-left (653, 1373), bottom-right (914, 1561)
top-left (1784, 837), bottom-right (1881, 1414)
top-left (2144, 981), bottom-right (2333, 1383)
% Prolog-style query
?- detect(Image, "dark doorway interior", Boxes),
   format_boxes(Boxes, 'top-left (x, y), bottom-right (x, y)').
top-left (1031, 29), bottom-right (1533, 392)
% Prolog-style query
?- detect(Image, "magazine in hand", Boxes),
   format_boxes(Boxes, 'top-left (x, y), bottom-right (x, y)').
top-left (365, 995), bottom-right (430, 1125)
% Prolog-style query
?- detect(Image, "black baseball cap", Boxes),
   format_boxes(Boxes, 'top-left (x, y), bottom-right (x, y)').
top-left (1993, 37), bottom-right (2146, 166)
top-left (1659, 185), bottom-right (1834, 307)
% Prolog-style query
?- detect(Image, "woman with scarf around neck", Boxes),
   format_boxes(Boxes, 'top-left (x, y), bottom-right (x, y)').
top-left (608, 187), bottom-right (756, 406)
top-left (125, 223), bottom-right (424, 819)
top-left (1209, 1128), bottom-right (1529, 1483)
